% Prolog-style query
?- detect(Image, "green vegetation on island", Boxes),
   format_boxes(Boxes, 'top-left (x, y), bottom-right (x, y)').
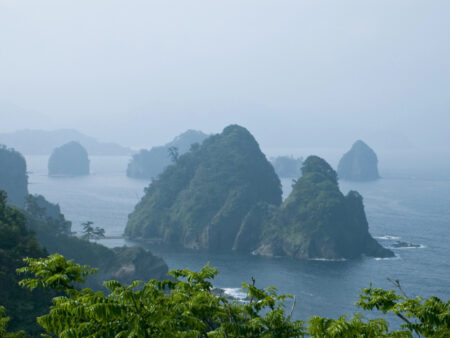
top-left (338, 140), bottom-right (380, 181)
top-left (48, 141), bottom-right (90, 176)
top-left (127, 129), bottom-right (209, 179)
top-left (126, 125), bottom-right (282, 251)
top-left (250, 156), bottom-right (394, 259)
top-left (0, 146), bottom-right (28, 207)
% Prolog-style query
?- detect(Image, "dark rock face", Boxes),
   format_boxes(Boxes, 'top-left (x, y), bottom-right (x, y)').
top-left (252, 156), bottom-right (393, 260)
top-left (127, 130), bottom-right (208, 179)
top-left (270, 156), bottom-right (303, 178)
top-left (0, 145), bottom-right (28, 207)
top-left (337, 140), bottom-right (380, 181)
top-left (125, 125), bottom-right (282, 251)
top-left (48, 141), bottom-right (90, 176)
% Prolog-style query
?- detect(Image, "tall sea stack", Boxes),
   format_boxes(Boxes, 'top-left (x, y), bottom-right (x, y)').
top-left (246, 156), bottom-right (393, 260)
top-left (337, 140), bottom-right (380, 181)
top-left (125, 125), bottom-right (282, 251)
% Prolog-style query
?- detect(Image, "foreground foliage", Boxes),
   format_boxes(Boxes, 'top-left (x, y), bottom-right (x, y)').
top-left (0, 191), bottom-right (52, 335)
top-left (12, 254), bottom-right (450, 337)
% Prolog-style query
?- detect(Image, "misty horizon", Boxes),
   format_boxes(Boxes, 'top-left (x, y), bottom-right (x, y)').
top-left (1, 0), bottom-right (449, 154)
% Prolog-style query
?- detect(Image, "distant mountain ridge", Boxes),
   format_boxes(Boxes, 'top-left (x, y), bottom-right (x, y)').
top-left (0, 129), bottom-right (132, 156)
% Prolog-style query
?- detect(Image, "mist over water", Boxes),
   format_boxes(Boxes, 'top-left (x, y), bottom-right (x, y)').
top-left (26, 154), bottom-right (450, 323)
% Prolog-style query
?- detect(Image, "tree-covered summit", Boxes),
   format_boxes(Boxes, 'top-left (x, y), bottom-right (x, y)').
top-left (250, 156), bottom-right (393, 259)
top-left (338, 140), bottom-right (380, 181)
top-left (125, 124), bottom-right (282, 251)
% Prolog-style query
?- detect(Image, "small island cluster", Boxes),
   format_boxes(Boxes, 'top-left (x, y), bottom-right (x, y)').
top-left (0, 125), bottom-right (385, 263)
top-left (125, 125), bottom-right (390, 260)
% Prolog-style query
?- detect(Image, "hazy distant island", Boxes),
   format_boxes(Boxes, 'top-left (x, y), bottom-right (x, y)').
top-left (0, 129), bottom-right (132, 156)
top-left (0, 145), bottom-right (28, 207)
top-left (48, 141), bottom-right (90, 176)
top-left (244, 156), bottom-right (393, 259)
top-left (125, 125), bottom-right (282, 250)
top-left (337, 140), bottom-right (380, 181)
top-left (270, 155), bottom-right (303, 178)
top-left (127, 129), bottom-right (209, 179)
top-left (126, 125), bottom-right (391, 260)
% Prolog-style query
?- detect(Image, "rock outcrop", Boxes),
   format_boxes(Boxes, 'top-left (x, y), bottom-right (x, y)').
top-left (125, 125), bottom-right (282, 251)
top-left (246, 156), bottom-right (393, 260)
top-left (127, 129), bottom-right (208, 179)
top-left (337, 140), bottom-right (380, 181)
top-left (0, 145), bottom-right (28, 206)
top-left (48, 141), bottom-right (90, 176)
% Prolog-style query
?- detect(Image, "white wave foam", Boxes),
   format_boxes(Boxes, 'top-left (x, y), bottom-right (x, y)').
top-left (374, 255), bottom-right (401, 261)
top-left (390, 244), bottom-right (426, 250)
top-left (222, 288), bottom-right (247, 300)
top-left (375, 235), bottom-right (401, 240)
top-left (308, 257), bottom-right (347, 262)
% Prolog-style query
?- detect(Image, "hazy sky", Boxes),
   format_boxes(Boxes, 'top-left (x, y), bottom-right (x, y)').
top-left (0, 0), bottom-right (449, 150)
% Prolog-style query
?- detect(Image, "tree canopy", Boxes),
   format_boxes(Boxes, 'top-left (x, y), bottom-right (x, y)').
top-left (4, 253), bottom-right (448, 337)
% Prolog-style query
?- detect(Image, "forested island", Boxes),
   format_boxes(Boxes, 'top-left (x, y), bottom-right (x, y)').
top-left (126, 125), bottom-right (391, 260)
top-left (126, 125), bottom-right (282, 250)
top-left (48, 141), bottom-right (90, 176)
top-left (338, 140), bottom-right (380, 181)
top-left (0, 145), bottom-right (28, 207)
top-left (246, 156), bottom-right (393, 259)
top-left (127, 129), bottom-right (208, 179)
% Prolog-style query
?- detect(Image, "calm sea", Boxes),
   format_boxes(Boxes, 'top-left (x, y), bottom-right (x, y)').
top-left (26, 155), bottom-right (449, 325)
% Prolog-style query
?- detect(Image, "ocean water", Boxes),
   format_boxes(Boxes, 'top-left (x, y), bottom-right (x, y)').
top-left (26, 155), bottom-right (450, 324)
